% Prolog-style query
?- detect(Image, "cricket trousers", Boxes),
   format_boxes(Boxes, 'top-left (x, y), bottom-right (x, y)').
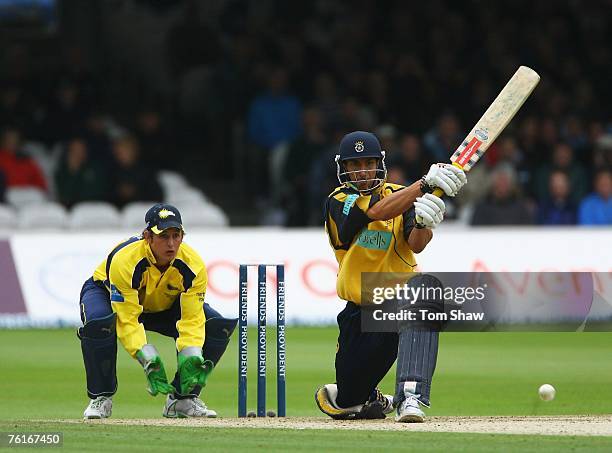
top-left (334, 301), bottom-right (398, 408)
top-left (78, 277), bottom-right (237, 399)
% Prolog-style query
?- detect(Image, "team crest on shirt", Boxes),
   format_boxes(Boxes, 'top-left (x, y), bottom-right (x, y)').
top-left (159, 209), bottom-right (175, 219)
top-left (354, 141), bottom-right (364, 152)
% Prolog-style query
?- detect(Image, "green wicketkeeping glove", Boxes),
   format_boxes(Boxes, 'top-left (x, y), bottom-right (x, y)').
top-left (135, 344), bottom-right (175, 396)
top-left (177, 347), bottom-right (214, 395)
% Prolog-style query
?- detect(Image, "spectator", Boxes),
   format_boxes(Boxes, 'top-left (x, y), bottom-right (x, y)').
top-left (488, 136), bottom-right (529, 184)
top-left (537, 170), bottom-right (576, 225)
top-left (277, 107), bottom-right (329, 226)
top-left (311, 73), bottom-right (342, 132)
top-left (0, 84), bottom-right (31, 134)
top-left (247, 66), bottom-right (302, 197)
top-left (561, 115), bottom-right (590, 157)
top-left (308, 128), bottom-right (347, 225)
top-left (338, 97), bottom-right (376, 132)
top-left (81, 110), bottom-right (113, 165)
top-left (578, 169), bottom-right (612, 225)
top-left (133, 107), bottom-right (172, 172)
top-left (0, 126), bottom-right (47, 191)
top-left (365, 71), bottom-right (392, 122)
top-left (54, 138), bottom-right (109, 208)
top-left (386, 166), bottom-right (407, 186)
top-left (109, 135), bottom-right (163, 208)
top-left (471, 163), bottom-right (534, 225)
top-left (247, 66), bottom-right (302, 151)
top-left (423, 113), bottom-right (463, 161)
top-left (375, 124), bottom-right (399, 156)
top-left (534, 142), bottom-right (588, 204)
top-left (386, 134), bottom-right (429, 185)
top-left (39, 79), bottom-right (87, 147)
top-left (593, 135), bottom-right (612, 171)
top-left (165, 0), bottom-right (220, 81)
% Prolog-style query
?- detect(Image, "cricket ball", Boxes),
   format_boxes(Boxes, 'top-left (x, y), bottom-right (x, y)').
top-left (247, 411), bottom-right (257, 417)
top-left (538, 384), bottom-right (556, 401)
top-left (267, 410), bottom-right (276, 417)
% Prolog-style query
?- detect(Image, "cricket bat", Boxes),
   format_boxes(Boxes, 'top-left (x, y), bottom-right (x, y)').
top-left (430, 65), bottom-right (540, 199)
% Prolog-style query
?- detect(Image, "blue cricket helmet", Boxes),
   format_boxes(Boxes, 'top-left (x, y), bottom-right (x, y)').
top-left (335, 131), bottom-right (387, 193)
top-left (338, 131), bottom-right (384, 160)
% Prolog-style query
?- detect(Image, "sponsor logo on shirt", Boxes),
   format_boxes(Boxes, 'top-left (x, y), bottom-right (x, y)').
top-left (110, 284), bottom-right (124, 302)
top-left (356, 229), bottom-right (392, 250)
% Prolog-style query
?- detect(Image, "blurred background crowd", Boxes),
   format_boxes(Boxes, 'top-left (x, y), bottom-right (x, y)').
top-left (0, 0), bottom-right (610, 227)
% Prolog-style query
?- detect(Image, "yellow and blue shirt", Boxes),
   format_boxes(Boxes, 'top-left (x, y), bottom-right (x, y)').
top-left (92, 237), bottom-right (207, 357)
top-left (325, 183), bottom-right (418, 304)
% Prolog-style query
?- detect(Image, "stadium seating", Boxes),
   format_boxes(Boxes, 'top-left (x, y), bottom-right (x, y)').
top-left (158, 170), bottom-right (190, 193)
top-left (165, 186), bottom-right (208, 205)
top-left (121, 201), bottom-right (160, 229)
top-left (69, 202), bottom-right (122, 229)
top-left (17, 202), bottom-right (68, 229)
top-left (172, 202), bottom-right (229, 227)
top-left (23, 142), bottom-right (61, 199)
top-left (0, 204), bottom-right (17, 228)
top-left (6, 187), bottom-right (48, 207)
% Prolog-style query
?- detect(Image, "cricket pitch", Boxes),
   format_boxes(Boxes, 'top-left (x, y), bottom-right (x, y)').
top-left (57, 415), bottom-right (612, 436)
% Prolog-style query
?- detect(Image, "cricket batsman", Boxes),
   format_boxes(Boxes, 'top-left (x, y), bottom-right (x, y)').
top-left (78, 203), bottom-right (237, 419)
top-left (315, 131), bottom-right (466, 422)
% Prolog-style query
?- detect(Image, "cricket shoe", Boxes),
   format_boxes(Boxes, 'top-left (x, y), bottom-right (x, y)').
top-left (356, 388), bottom-right (394, 419)
top-left (163, 394), bottom-right (217, 418)
top-left (315, 384), bottom-right (364, 420)
top-left (395, 393), bottom-right (425, 423)
top-left (83, 396), bottom-right (112, 419)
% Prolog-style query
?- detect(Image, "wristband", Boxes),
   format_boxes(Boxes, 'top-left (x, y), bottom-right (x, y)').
top-left (420, 176), bottom-right (434, 194)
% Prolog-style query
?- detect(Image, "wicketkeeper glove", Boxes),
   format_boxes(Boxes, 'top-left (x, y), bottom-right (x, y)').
top-left (135, 344), bottom-right (175, 396)
top-left (177, 347), bottom-right (214, 395)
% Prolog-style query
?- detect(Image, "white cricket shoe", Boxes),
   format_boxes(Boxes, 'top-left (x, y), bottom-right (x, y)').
top-left (395, 394), bottom-right (425, 423)
top-left (83, 396), bottom-right (112, 419)
top-left (162, 394), bottom-right (217, 418)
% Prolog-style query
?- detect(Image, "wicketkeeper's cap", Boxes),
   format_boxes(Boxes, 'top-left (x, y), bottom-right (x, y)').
top-left (145, 203), bottom-right (183, 234)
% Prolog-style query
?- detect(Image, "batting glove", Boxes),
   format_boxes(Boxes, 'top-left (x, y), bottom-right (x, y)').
top-left (423, 163), bottom-right (467, 197)
top-left (414, 193), bottom-right (446, 229)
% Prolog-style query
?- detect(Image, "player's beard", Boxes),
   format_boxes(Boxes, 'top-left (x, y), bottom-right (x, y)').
top-left (351, 172), bottom-right (376, 191)
top-left (355, 179), bottom-right (373, 191)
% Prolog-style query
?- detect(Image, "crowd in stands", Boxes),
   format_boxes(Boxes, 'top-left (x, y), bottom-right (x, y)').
top-left (0, 0), bottom-right (610, 227)
top-left (235, 0), bottom-right (611, 226)
top-left (0, 39), bottom-right (169, 210)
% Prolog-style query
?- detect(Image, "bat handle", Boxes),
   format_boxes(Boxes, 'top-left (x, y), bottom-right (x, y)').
top-left (432, 187), bottom-right (445, 198)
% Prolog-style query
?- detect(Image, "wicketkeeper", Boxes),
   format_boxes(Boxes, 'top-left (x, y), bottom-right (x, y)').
top-left (78, 203), bottom-right (237, 419)
top-left (315, 131), bottom-right (466, 422)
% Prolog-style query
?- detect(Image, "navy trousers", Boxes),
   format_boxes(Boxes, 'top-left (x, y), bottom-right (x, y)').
top-left (79, 277), bottom-right (236, 398)
top-left (334, 302), bottom-right (399, 407)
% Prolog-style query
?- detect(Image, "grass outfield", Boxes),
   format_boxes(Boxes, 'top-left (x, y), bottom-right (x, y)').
top-left (1, 422), bottom-right (612, 452)
top-left (0, 328), bottom-right (611, 450)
